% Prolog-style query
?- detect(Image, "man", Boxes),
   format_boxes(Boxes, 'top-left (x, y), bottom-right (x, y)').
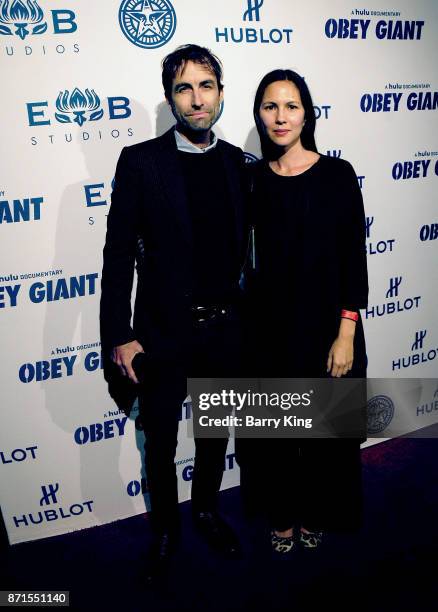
top-left (100, 44), bottom-right (249, 577)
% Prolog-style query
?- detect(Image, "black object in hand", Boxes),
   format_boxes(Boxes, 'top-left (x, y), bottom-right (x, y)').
top-left (132, 352), bottom-right (148, 384)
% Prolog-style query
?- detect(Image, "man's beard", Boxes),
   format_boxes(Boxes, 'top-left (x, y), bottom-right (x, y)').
top-left (172, 103), bottom-right (221, 134)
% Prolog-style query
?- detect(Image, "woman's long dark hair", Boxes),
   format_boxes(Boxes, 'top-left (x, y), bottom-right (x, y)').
top-left (253, 69), bottom-right (318, 160)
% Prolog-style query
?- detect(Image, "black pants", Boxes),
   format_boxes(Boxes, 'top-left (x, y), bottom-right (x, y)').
top-left (138, 310), bottom-right (243, 533)
top-left (259, 438), bottom-right (363, 532)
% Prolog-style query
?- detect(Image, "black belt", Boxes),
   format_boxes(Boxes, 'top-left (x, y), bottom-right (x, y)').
top-left (190, 303), bottom-right (236, 325)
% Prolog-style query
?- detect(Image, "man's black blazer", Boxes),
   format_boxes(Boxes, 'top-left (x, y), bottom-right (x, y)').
top-left (100, 127), bottom-right (249, 367)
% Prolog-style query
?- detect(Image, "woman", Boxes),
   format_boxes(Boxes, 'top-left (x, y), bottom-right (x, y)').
top-left (250, 69), bottom-right (368, 553)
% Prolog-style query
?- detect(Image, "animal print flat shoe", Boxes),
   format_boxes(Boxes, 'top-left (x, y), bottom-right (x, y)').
top-left (271, 530), bottom-right (294, 554)
top-left (299, 529), bottom-right (323, 549)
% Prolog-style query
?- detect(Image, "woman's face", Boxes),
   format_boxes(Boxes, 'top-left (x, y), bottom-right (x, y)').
top-left (259, 80), bottom-right (306, 151)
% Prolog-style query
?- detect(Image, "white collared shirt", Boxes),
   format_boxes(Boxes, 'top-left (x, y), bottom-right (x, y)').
top-left (174, 128), bottom-right (218, 154)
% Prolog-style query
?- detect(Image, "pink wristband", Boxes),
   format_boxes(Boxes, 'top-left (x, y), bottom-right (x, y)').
top-left (341, 309), bottom-right (359, 322)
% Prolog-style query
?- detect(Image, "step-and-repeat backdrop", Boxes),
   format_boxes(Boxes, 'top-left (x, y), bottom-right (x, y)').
top-left (1, 0), bottom-right (437, 544)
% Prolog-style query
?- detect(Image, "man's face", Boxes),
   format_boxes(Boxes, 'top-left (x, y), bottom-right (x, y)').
top-left (169, 60), bottom-right (223, 132)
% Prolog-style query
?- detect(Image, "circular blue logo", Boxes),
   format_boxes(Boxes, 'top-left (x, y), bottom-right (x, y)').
top-left (244, 152), bottom-right (259, 164)
top-left (367, 395), bottom-right (394, 434)
top-left (119, 0), bottom-right (177, 49)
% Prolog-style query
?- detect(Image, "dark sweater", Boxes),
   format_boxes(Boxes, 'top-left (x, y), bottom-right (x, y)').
top-left (178, 148), bottom-right (238, 304)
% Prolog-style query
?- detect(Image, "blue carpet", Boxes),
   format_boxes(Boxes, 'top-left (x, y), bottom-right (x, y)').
top-left (2, 436), bottom-right (438, 611)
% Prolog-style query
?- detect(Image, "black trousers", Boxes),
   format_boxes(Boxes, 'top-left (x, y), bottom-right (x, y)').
top-left (239, 438), bottom-right (363, 532)
top-left (138, 310), bottom-right (243, 532)
top-left (236, 314), bottom-right (366, 532)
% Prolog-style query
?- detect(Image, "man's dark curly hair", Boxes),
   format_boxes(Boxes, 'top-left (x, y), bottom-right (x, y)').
top-left (162, 43), bottom-right (223, 101)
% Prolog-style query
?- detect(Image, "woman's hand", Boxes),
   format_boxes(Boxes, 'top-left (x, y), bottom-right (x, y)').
top-left (327, 318), bottom-right (356, 377)
top-left (327, 336), bottom-right (354, 377)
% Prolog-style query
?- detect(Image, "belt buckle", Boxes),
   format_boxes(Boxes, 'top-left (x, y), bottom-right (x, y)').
top-left (191, 304), bottom-right (229, 324)
top-left (193, 305), bottom-right (209, 324)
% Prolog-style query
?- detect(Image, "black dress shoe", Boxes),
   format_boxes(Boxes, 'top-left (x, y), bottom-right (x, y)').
top-left (193, 511), bottom-right (240, 557)
top-left (145, 531), bottom-right (178, 583)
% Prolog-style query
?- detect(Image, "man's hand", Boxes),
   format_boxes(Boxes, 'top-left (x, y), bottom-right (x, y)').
top-left (111, 340), bottom-right (145, 384)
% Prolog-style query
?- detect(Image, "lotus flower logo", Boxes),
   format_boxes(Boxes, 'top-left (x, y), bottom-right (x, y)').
top-left (0, 0), bottom-right (47, 40)
top-left (55, 88), bottom-right (104, 127)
